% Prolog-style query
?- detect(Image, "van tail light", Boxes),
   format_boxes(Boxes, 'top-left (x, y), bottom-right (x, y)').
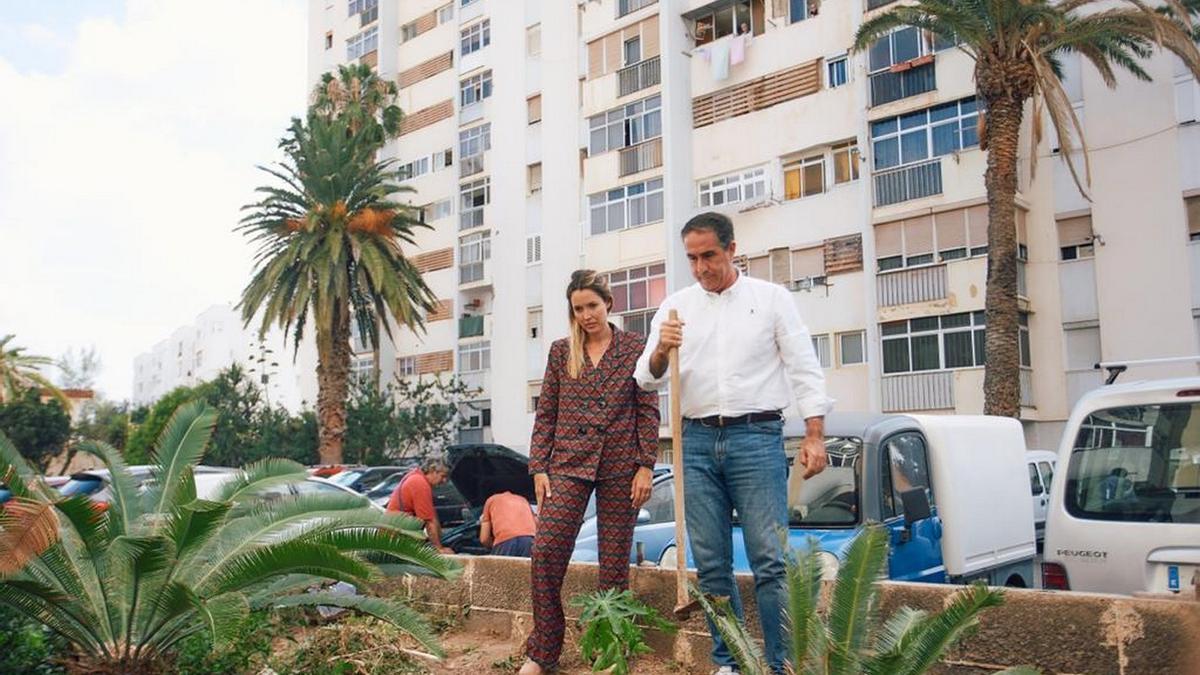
top-left (1042, 562), bottom-right (1070, 590)
top-left (92, 501), bottom-right (110, 514)
top-left (1178, 389), bottom-right (1200, 398)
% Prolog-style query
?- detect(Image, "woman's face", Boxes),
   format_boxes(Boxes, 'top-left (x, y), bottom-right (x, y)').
top-left (570, 288), bottom-right (610, 338)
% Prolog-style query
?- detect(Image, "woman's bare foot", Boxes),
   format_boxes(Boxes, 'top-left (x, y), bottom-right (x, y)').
top-left (517, 658), bottom-right (547, 675)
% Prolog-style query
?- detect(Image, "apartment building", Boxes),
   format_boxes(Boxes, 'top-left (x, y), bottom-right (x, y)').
top-left (309, 0), bottom-right (1200, 451)
top-left (132, 304), bottom-right (320, 413)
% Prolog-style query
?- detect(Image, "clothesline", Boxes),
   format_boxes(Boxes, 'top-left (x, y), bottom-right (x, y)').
top-left (692, 33), bottom-right (752, 82)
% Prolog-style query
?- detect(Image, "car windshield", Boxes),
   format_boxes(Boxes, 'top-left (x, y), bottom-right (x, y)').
top-left (366, 474), bottom-right (404, 499)
top-left (329, 470), bottom-right (363, 487)
top-left (785, 436), bottom-right (861, 527)
top-left (59, 477), bottom-right (104, 498)
top-left (1066, 402), bottom-right (1200, 524)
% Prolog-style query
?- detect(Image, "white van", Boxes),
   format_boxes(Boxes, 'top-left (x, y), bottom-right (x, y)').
top-left (1026, 449), bottom-right (1057, 542)
top-left (1042, 376), bottom-right (1200, 596)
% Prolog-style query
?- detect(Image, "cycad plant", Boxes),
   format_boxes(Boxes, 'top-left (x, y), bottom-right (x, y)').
top-left (0, 401), bottom-right (458, 674)
top-left (698, 526), bottom-right (1036, 675)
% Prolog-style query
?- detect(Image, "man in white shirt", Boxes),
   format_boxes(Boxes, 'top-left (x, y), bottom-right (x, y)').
top-left (635, 212), bottom-right (832, 674)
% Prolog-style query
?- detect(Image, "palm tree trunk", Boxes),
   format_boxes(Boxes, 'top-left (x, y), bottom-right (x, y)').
top-left (316, 305), bottom-right (352, 465)
top-left (981, 95), bottom-right (1025, 418)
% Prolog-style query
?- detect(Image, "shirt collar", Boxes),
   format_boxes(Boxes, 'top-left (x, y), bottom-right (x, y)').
top-left (702, 269), bottom-right (744, 299)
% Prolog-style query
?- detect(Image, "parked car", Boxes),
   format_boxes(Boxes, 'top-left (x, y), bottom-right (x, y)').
top-left (572, 464), bottom-right (675, 565)
top-left (194, 472), bottom-right (382, 509)
top-left (660, 413), bottom-right (1038, 588)
top-left (62, 465), bottom-right (236, 510)
top-left (1043, 376), bottom-right (1200, 595)
top-left (366, 464), bottom-right (472, 527)
top-left (1027, 449), bottom-right (1057, 542)
top-left (330, 464), bottom-right (415, 494)
top-left (439, 443), bottom-right (536, 554)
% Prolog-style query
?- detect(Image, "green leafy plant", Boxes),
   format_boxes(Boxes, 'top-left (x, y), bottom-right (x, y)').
top-left (571, 588), bottom-right (676, 675)
top-left (0, 400), bottom-right (459, 673)
top-left (698, 526), bottom-right (1038, 675)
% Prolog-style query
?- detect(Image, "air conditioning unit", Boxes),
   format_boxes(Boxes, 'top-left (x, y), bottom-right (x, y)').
top-left (788, 276), bottom-right (828, 292)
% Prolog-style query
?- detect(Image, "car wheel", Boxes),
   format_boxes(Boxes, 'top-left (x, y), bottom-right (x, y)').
top-left (658, 545), bottom-right (678, 570)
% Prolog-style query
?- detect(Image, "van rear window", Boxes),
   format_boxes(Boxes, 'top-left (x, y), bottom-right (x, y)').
top-left (1065, 402), bottom-right (1200, 524)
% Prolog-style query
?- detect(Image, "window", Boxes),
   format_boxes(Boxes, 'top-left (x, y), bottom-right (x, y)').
top-left (437, 4), bottom-right (454, 23)
top-left (882, 312), bottom-right (1029, 374)
top-left (528, 382), bottom-right (542, 413)
top-left (458, 341), bottom-right (491, 373)
top-left (624, 36), bottom-right (642, 66)
top-left (424, 199), bottom-right (452, 222)
top-left (348, 0), bottom-right (377, 24)
top-left (1065, 402), bottom-right (1200, 524)
top-left (876, 206), bottom-right (996, 271)
top-left (588, 95), bottom-right (662, 155)
top-left (871, 98), bottom-right (980, 171)
top-left (460, 70), bottom-right (493, 107)
top-left (350, 355), bottom-right (375, 386)
top-left (397, 356), bottom-right (417, 377)
top-left (868, 27), bottom-right (928, 74)
top-left (346, 26), bottom-right (378, 60)
top-left (589, 177), bottom-right (665, 235)
top-left (789, 0), bottom-right (819, 23)
top-left (1060, 243), bottom-right (1095, 261)
top-left (832, 141), bottom-right (860, 184)
top-left (325, 31), bottom-right (333, 50)
top-left (459, 232), bottom-right (490, 283)
top-left (527, 95), bottom-right (542, 124)
top-left (461, 0), bottom-right (479, 6)
top-left (839, 331), bottom-right (866, 366)
top-left (604, 262), bottom-right (667, 336)
top-left (527, 163), bottom-right (543, 194)
top-left (527, 24), bottom-right (541, 57)
top-left (434, 148), bottom-right (453, 169)
top-left (784, 155), bottom-right (826, 199)
top-left (459, 177), bottom-right (490, 230)
top-left (460, 20), bottom-right (490, 56)
top-left (698, 166), bottom-right (767, 208)
top-left (526, 235), bottom-right (542, 264)
top-left (826, 54), bottom-right (848, 88)
top-left (693, 0), bottom-right (760, 46)
top-left (401, 22), bottom-right (418, 42)
top-left (618, 0), bottom-right (658, 18)
top-left (1057, 214), bottom-right (1094, 260)
top-left (397, 156), bottom-right (430, 181)
top-left (880, 433), bottom-right (934, 520)
top-left (459, 123), bottom-right (491, 161)
top-left (528, 309), bottom-right (543, 338)
top-left (812, 334), bottom-right (832, 368)
top-left (1188, 196), bottom-right (1200, 241)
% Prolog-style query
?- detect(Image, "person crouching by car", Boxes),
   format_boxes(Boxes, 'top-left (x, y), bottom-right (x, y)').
top-left (387, 458), bottom-right (454, 554)
top-left (480, 488), bottom-right (537, 556)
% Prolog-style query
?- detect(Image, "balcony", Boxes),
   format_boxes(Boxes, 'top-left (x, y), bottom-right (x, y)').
top-left (460, 206), bottom-right (485, 231)
top-left (460, 154), bottom-right (484, 178)
top-left (459, 315), bottom-right (484, 339)
top-left (877, 264), bottom-right (948, 307)
top-left (618, 56), bottom-right (661, 98)
top-left (459, 259), bottom-right (491, 286)
top-left (618, 137), bottom-right (663, 177)
top-left (882, 371), bottom-right (954, 412)
top-left (618, 0), bottom-right (657, 17)
top-left (873, 158), bottom-right (942, 207)
top-left (869, 58), bottom-right (936, 107)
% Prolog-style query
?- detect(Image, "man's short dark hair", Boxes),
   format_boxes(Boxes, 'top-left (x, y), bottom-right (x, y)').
top-left (681, 212), bottom-right (735, 249)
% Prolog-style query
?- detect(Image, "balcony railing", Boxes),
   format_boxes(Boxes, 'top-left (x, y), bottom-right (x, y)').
top-left (460, 154), bottom-right (484, 178)
top-left (618, 137), bottom-right (663, 177)
top-left (617, 0), bottom-right (657, 17)
top-left (459, 315), bottom-right (484, 338)
top-left (618, 56), bottom-right (661, 97)
top-left (874, 158), bottom-right (942, 207)
top-left (877, 264), bottom-right (948, 307)
top-left (882, 371), bottom-right (955, 412)
top-left (869, 59), bottom-right (936, 107)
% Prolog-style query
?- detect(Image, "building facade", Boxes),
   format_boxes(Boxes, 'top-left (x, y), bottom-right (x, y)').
top-left (308, 0), bottom-right (1200, 452)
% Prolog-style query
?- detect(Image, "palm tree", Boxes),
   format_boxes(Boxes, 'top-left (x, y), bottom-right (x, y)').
top-left (311, 62), bottom-right (403, 148)
top-left (698, 526), bottom-right (1036, 675)
top-left (854, 0), bottom-right (1200, 417)
top-left (0, 334), bottom-right (63, 404)
top-left (238, 115), bottom-right (438, 465)
top-left (0, 401), bottom-right (458, 673)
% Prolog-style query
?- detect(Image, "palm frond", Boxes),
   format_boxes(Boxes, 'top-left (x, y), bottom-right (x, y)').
top-left (302, 527), bottom-right (461, 579)
top-left (197, 539), bottom-right (373, 597)
top-left (693, 587), bottom-right (768, 675)
top-left (0, 578), bottom-right (108, 657)
top-left (146, 401), bottom-right (217, 514)
top-left (863, 606), bottom-right (929, 675)
top-left (0, 497), bottom-right (59, 576)
top-left (826, 525), bottom-right (888, 674)
top-left (209, 457), bottom-right (308, 502)
top-left (198, 591), bottom-right (250, 647)
top-left (78, 439), bottom-right (143, 537)
top-left (891, 583), bottom-right (1005, 675)
top-left (0, 430), bottom-right (55, 501)
top-left (785, 539), bottom-right (827, 671)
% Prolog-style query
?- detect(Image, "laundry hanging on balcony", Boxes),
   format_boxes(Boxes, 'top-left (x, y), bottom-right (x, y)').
top-left (730, 33), bottom-right (750, 66)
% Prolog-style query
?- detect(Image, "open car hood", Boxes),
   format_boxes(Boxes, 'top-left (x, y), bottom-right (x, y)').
top-left (445, 443), bottom-right (534, 508)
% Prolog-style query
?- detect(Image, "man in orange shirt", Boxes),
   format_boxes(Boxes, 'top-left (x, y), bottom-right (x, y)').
top-left (480, 489), bottom-right (537, 557)
top-left (387, 459), bottom-right (453, 554)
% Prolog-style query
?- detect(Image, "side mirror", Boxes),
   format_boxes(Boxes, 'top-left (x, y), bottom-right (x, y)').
top-left (900, 488), bottom-right (931, 529)
top-left (636, 508), bottom-right (652, 524)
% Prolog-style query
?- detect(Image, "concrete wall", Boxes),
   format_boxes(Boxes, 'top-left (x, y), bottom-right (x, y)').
top-left (382, 555), bottom-right (1200, 675)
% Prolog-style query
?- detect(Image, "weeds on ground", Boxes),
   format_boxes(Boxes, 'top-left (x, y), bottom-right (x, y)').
top-left (267, 614), bottom-right (430, 675)
top-left (571, 589), bottom-right (676, 675)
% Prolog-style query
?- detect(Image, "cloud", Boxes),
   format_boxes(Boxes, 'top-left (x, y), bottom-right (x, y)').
top-left (0, 0), bottom-right (307, 400)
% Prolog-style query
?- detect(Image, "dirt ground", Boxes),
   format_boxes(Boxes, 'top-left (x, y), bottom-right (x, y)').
top-left (426, 624), bottom-right (685, 675)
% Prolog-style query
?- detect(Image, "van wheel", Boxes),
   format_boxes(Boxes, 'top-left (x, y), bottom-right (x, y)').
top-left (1004, 574), bottom-right (1027, 588)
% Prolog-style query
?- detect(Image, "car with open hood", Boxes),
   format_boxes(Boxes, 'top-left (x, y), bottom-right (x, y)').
top-left (439, 443), bottom-right (536, 554)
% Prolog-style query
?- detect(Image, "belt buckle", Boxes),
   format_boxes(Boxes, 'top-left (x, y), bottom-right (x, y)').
top-left (717, 416), bottom-right (725, 427)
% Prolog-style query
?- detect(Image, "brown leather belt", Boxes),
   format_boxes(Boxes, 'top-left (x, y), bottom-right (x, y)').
top-left (688, 411), bottom-right (782, 427)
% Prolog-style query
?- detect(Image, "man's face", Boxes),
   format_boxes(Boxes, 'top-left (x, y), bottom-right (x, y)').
top-left (427, 469), bottom-right (447, 487)
top-left (684, 229), bottom-right (738, 293)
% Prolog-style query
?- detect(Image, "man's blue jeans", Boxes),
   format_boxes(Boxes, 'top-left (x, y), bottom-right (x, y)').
top-left (683, 418), bottom-right (789, 672)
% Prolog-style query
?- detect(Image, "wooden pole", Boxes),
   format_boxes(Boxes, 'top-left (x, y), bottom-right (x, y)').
top-left (668, 309), bottom-right (695, 617)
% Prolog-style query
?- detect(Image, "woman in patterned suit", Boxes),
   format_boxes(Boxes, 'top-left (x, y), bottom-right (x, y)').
top-left (519, 269), bottom-right (661, 674)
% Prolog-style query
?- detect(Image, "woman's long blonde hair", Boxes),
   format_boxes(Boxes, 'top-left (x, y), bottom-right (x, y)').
top-left (565, 269), bottom-right (613, 379)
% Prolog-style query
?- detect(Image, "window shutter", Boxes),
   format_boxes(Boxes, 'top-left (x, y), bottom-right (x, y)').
top-left (526, 234), bottom-right (542, 264)
top-left (772, 0), bottom-right (789, 17)
top-left (1057, 216), bottom-right (1093, 247)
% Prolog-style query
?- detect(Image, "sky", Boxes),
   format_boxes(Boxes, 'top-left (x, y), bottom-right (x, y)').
top-left (0, 0), bottom-right (308, 401)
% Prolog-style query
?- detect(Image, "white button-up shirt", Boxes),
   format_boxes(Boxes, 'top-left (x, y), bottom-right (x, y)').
top-left (634, 273), bottom-right (833, 421)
